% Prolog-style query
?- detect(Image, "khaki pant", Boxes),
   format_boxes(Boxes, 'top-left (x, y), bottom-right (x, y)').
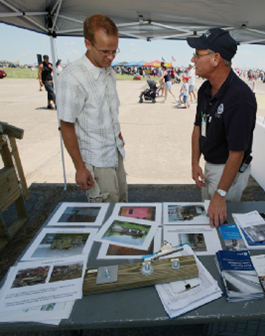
top-left (85, 151), bottom-right (128, 203)
top-left (202, 161), bottom-right (251, 202)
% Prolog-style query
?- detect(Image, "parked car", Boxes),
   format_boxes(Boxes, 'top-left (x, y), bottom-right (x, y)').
top-left (0, 69), bottom-right (7, 78)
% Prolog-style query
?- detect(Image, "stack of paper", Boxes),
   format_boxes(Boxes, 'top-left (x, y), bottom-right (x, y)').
top-left (155, 245), bottom-right (222, 319)
top-left (233, 211), bottom-right (265, 249)
top-left (215, 250), bottom-right (264, 302)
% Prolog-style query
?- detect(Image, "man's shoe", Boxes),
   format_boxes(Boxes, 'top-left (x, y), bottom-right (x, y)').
top-left (47, 104), bottom-right (54, 109)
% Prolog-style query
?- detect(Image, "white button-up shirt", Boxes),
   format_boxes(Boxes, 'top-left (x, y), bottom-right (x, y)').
top-left (57, 54), bottom-right (125, 168)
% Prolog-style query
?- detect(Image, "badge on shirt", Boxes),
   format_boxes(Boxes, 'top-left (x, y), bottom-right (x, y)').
top-left (201, 120), bottom-right (207, 137)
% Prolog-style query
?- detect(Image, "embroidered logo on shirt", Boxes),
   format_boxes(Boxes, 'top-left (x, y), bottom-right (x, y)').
top-left (205, 30), bottom-right (211, 38)
top-left (217, 103), bottom-right (224, 114)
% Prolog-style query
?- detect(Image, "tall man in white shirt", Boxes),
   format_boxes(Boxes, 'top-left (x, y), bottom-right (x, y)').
top-left (57, 14), bottom-right (127, 203)
top-left (187, 64), bottom-right (196, 102)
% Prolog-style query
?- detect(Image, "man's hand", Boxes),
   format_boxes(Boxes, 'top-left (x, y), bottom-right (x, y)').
top-left (207, 192), bottom-right (227, 228)
top-left (76, 167), bottom-right (95, 190)
top-left (192, 163), bottom-right (206, 189)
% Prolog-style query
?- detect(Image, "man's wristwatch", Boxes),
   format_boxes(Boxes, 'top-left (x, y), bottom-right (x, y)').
top-left (216, 189), bottom-right (227, 197)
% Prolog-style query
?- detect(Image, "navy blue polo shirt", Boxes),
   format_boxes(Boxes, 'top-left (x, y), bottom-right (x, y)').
top-left (195, 70), bottom-right (257, 164)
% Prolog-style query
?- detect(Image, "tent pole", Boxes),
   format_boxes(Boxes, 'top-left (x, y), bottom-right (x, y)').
top-left (49, 35), bottom-right (67, 191)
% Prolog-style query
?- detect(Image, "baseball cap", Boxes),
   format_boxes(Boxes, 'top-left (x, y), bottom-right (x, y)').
top-left (187, 28), bottom-right (237, 61)
top-left (183, 77), bottom-right (189, 81)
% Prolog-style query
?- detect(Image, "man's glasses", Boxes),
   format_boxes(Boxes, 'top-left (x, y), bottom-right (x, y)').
top-left (192, 52), bottom-right (213, 60)
top-left (92, 44), bottom-right (120, 56)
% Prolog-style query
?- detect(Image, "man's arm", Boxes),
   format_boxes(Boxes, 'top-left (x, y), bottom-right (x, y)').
top-left (38, 64), bottom-right (44, 87)
top-left (207, 150), bottom-right (244, 228)
top-left (191, 125), bottom-right (206, 189)
top-left (60, 120), bottom-right (94, 190)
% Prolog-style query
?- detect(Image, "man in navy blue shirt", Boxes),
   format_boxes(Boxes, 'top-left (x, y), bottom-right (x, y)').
top-left (187, 28), bottom-right (256, 228)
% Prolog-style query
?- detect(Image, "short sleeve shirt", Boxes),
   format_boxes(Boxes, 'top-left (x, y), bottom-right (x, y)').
top-left (187, 68), bottom-right (195, 86)
top-left (57, 54), bottom-right (125, 168)
top-left (194, 70), bottom-right (257, 164)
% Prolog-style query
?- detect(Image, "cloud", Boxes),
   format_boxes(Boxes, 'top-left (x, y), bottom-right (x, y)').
top-left (130, 49), bottom-right (136, 52)
top-left (21, 53), bottom-right (26, 56)
top-left (70, 41), bottom-right (76, 45)
top-left (26, 50), bottom-right (33, 54)
top-left (64, 41), bottom-right (69, 45)
top-left (130, 43), bottom-right (137, 46)
top-left (72, 50), bottom-right (80, 54)
top-left (240, 50), bottom-right (252, 55)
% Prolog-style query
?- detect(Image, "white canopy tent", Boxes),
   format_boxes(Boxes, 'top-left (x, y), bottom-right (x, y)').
top-left (1, 0), bottom-right (265, 189)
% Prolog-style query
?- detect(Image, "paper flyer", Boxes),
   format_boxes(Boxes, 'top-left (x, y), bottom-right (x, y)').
top-left (21, 227), bottom-right (97, 261)
top-left (163, 225), bottom-right (222, 255)
top-left (97, 228), bottom-right (162, 259)
top-left (163, 202), bottom-right (209, 225)
top-left (47, 202), bottom-right (109, 226)
top-left (93, 215), bottom-right (159, 251)
top-left (0, 255), bottom-right (87, 312)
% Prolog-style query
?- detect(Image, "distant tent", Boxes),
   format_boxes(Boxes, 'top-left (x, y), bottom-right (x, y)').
top-left (144, 60), bottom-right (172, 67)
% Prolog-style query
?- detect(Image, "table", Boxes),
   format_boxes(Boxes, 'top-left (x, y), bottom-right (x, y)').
top-left (1, 202), bottom-right (265, 333)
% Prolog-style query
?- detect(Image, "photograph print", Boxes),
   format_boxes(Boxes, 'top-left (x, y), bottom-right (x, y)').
top-left (94, 216), bottom-right (159, 250)
top-left (97, 228), bottom-right (162, 259)
top-left (21, 228), bottom-right (97, 261)
top-left (163, 202), bottom-right (209, 225)
top-left (47, 202), bottom-right (109, 226)
top-left (112, 203), bottom-right (162, 224)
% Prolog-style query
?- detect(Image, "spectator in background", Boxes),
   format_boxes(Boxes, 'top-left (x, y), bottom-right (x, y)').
top-left (38, 55), bottom-right (56, 109)
top-left (187, 64), bottom-right (197, 103)
top-left (249, 75), bottom-right (256, 96)
top-left (158, 65), bottom-right (178, 103)
top-left (56, 59), bottom-right (63, 75)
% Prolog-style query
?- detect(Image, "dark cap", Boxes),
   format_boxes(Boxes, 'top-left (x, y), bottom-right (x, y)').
top-left (187, 28), bottom-right (237, 61)
top-left (43, 55), bottom-right (49, 59)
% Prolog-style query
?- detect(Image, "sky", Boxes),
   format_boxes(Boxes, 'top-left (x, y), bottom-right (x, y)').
top-left (1, 22), bottom-right (265, 70)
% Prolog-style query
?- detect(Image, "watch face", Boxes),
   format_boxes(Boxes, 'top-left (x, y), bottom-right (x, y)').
top-left (218, 189), bottom-right (226, 197)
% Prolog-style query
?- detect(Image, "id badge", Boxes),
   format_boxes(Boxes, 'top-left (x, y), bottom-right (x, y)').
top-left (201, 120), bottom-right (207, 137)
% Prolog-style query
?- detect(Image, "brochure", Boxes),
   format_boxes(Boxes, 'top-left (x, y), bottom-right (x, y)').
top-left (251, 254), bottom-right (265, 291)
top-left (219, 224), bottom-right (246, 251)
top-left (215, 250), bottom-right (264, 302)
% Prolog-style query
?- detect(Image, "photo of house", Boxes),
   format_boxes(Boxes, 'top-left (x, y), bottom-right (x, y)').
top-left (49, 262), bottom-right (83, 282)
top-left (58, 207), bottom-right (100, 223)
top-left (107, 240), bottom-right (154, 256)
top-left (118, 206), bottom-right (156, 221)
top-left (11, 266), bottom-right (50, 288)
top-left (168, 204), bottom-right (206, 222)
top-left (31, 233), bottom-right (90, 259)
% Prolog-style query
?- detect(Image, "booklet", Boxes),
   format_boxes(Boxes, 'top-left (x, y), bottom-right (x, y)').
top-left (232, 211), bottom-right (265, 242)
top-left (251, 254), bottom-right (265, 292)
top-left (219, 224), bottom-right (246, 251)
top-left (215, 250), bottom-right (264, 302)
